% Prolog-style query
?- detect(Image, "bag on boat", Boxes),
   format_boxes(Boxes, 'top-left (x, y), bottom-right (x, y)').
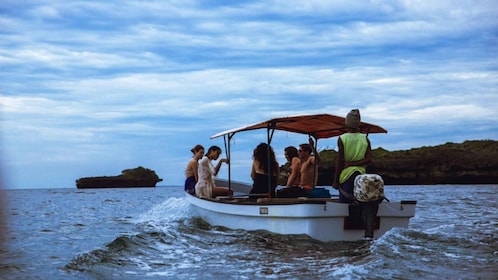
top-left (307, 187), bottom-right (331, 198)
top-left (353, 174), bottom-right (385, 202)
top-left (277, 186), bottom-right (309, 198)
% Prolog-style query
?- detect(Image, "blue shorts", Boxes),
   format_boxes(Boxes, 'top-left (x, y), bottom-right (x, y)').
top-left (184, 176), bottom-right (196, 195)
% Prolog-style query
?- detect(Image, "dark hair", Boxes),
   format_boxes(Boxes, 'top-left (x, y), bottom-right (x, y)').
top-left (299, 143), bottom-right (312, 154)
top-left (284, 146), bottom-right (298, 160)
top-left (207, 145), bottom-right (222, 155)
top-left (253, 143), bottom-right (278, 174)
top-left (190, 144), bottom-right (204, 154)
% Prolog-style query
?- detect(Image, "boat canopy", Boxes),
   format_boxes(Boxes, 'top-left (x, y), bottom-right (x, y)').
top-left (211, 113), bottom-right (387, 139)
top-left (209, 113), bottom-right (387, 192)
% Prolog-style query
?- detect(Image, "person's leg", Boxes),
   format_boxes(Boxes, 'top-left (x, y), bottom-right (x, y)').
top-left (339, 171), bottom-right (360, 203)
top-left (212, 186), bottom-right (233, 197)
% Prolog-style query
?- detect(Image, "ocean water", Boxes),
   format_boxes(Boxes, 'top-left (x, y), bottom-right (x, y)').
top-left (0, 185), bottom-right (497, 279)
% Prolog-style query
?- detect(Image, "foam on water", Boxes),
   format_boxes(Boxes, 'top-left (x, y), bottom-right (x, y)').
top-left (4, 186), bottom-right (495, 279)
top-left (134, 197), bottom-right (192, 225)
top-left (56, 189), bottom-right (494, 279)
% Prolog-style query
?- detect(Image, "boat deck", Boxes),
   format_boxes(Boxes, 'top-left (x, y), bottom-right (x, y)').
top-left (203, 195), bottom-right (417, 206)
top-left (205, 196), bottom-right (339, 205)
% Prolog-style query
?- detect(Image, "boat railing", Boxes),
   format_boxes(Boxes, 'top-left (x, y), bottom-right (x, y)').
top-left (206, 195), bottom-right (339, 205)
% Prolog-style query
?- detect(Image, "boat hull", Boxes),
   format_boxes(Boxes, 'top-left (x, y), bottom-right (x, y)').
top-left (186, 193), bottom-right (416, 242)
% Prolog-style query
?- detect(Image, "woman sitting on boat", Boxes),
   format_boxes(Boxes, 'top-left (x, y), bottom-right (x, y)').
top-left (184, 144), bottom-right (204, 195)
top-left (195, 145), bottom-right (233, 198)
top-left (250, 143), bottom-right (280, 197)
top-left (284, 146), bottom-right (301, 188)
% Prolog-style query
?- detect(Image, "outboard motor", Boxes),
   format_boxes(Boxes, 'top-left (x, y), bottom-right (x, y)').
top-left (354, 174), bottom-right (386, 238)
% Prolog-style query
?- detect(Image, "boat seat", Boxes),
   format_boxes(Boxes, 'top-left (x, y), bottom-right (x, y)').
top-left (256, 197), bottom-right (338, 204)
top-left (257, 197), bottom-right (304, 204)
top-left (214, 196), bottom-right (235, 201)
top-left (298, 197), bottom-right (339, 203)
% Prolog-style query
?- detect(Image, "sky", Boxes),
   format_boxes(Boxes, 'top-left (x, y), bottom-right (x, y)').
top-left (1, 0), bottom-right (497, 189)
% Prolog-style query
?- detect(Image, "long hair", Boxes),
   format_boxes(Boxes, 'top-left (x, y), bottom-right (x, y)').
top-left (207, 145), bottom-right (222, 155)
top-left (285, 146), bottom-right (298, 160)
top-left (253, 143), bottom-right (278, 174)
top-left (190, 144), bottom-right (204, 154)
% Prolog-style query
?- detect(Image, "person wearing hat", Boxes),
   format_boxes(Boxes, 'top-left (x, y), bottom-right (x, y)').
top-left (333, 109), bottom-right (373, 203)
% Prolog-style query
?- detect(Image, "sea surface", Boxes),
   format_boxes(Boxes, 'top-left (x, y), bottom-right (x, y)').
top-left (0, 185), bottom-right (497, 279)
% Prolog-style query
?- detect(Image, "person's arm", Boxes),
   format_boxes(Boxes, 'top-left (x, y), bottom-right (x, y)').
top-left (214, 158), bottom-right (228, 176)
top-left (333, 138), bottom-right (344, 189)
top-left (286, 158), bottom-right (300, 187)
top-left (309, 137), bottom-right (321, 164)
top-left (198, 156), bottom-right (210, 180)
top-left (344, 138), bottom-right (372, 168)
top-left (250, 160), bottom-right (256, 181)
top-left (193, 161), bottom-right (199, 181)
top-left (274, 163), bottom-right (280, 187)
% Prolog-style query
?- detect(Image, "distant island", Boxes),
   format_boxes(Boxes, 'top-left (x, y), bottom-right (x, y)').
top-left (280, 140), bottom-right (498, 185)
top-left (76, 166), bottom-right (163, 189)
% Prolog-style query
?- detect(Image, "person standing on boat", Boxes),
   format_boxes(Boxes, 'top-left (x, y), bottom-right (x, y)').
top-left (298, 138), bottom-right (321, 190)
top-left (250, 143), bottom-right (280, 197)
top-left (284, 146), bottom-right (301, 187)
top-left (195, 145), bottom-right (233, 198)
top-left (333, 109), bottom-right (373, 203)
top-left (184, 144), bottom-right (204, 195)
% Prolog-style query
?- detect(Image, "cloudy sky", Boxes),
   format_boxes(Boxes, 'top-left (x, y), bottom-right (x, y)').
top-left (1, 0), bottom-right (497, 189)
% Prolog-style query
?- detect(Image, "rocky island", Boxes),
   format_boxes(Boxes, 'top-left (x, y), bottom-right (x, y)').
top-left (280, 140), bottom-right (498, 185)
top-left (76, 166), bottom-right (163, 189)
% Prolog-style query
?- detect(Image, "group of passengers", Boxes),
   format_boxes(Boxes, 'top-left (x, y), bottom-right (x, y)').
top-left (184, 144), bottom-right (233, 198)
top-left (249, 138), bottom-right (321, 198)
top-left (183, 138), bottom-right (320, 199)
top-left (184, 109), bottom-right (372, 203)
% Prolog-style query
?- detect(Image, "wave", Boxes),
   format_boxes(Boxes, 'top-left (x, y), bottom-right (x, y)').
top-left (65, 197), bottom-right (497, 279)
top-left (371, 227), bottom-right (498, 279)
top-left (64, 197), bottom-right (376, 278)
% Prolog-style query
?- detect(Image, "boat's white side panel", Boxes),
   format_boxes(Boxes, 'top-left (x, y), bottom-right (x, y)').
top-left (186, 194), bottom-right (416, 242)
top-left (376, 202), bottom-right (416, 232)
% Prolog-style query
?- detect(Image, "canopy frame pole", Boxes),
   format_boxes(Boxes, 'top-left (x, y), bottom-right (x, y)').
top-left (223, 133), bottom-right (235, 192)
top-left (309, 134), bottom-right (319, 189)
top-left (265, 122), bottom-right (276, 197)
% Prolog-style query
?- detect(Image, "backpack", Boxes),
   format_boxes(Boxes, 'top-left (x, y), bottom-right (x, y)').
top-left (353, 174), bottom-right (385, 202)
top-left (307, 187), bottom-right (331, 198)
top-left (276, 186), bottom-right (309, 198)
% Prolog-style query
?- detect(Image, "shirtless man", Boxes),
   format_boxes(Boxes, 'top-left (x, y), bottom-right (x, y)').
top-left (298, 138), bottom-right (321, 190)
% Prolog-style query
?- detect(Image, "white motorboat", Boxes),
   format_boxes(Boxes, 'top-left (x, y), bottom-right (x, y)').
top-left (186, 114), bottom-right (416, 242)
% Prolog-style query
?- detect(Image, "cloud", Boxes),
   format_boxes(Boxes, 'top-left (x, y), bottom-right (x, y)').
top-left (1, 0), bottom-right (497, 188)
